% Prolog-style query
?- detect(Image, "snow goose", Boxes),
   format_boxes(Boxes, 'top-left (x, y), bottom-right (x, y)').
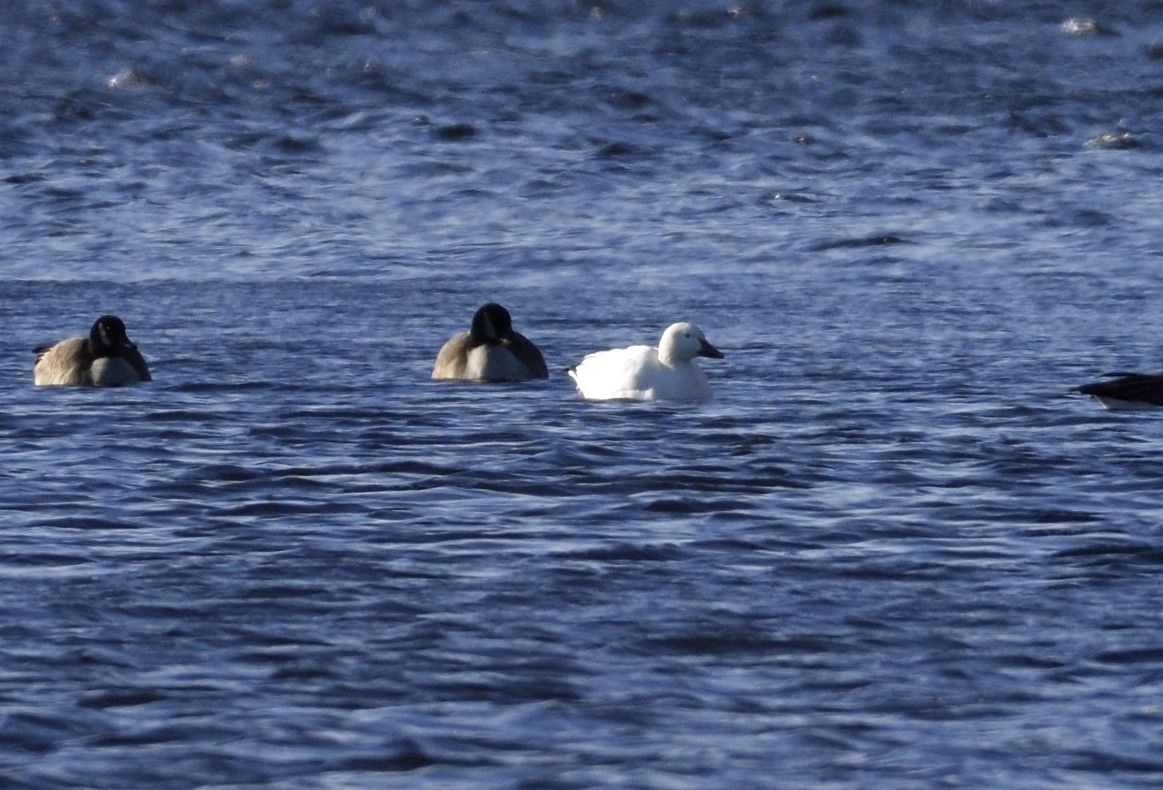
top-left (568, 322), bottom-right (723, 401)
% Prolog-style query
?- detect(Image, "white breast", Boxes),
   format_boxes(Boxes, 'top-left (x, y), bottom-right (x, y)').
top-left (91, 357), bottom-right (143, 387)
top-left (463, 345), bottom-right (529, 382)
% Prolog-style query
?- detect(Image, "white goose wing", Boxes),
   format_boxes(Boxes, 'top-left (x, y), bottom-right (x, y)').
top-left (569, 345), bottom-right (661, 400)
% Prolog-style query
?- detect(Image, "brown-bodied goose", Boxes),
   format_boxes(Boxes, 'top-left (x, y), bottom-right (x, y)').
top-left (432, 303), bottom-right (548, 382)
top-left (34, 315), bottom-right (152, 387)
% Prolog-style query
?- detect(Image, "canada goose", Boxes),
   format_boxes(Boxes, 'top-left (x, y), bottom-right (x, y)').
top-left (34, 315), bottom-right (152, 387)
top-left (432, 303), bottom-right (548, 382)
top-left (1077, 372), bottom-right (1163, 409)
top-left (567, 322), bottom-right (723, 401)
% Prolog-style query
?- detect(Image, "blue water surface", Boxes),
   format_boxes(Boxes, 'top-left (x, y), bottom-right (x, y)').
top-left (3, 1), bottom-right (1163, 787)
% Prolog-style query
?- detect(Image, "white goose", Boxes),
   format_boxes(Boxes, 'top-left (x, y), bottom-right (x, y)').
top-left (568, 322), bottom-right (724, 401)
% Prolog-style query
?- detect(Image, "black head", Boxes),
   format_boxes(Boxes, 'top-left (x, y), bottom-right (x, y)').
top-left (470, 303), bottom-right (514, 345)
top-left (88, 315), bottom-right (133, 359)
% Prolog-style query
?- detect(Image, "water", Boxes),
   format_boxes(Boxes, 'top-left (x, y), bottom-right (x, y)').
top-left (3, 1), bottom-right (1163, 786)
